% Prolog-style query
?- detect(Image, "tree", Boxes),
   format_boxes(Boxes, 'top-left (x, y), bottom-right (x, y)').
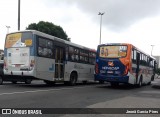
top-left (155, 68), bottom-right (160, 75)
top-left (26, 21), bottom-right (70, 41)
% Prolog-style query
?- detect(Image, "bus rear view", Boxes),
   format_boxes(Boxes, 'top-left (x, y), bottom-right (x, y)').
top-left (95, 43), bottom-right (129, 86)
top-left (3, 31), bottom-right (35, 84)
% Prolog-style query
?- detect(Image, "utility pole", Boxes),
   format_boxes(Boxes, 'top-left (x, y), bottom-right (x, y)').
top-left (98, 12), bottom-right (105, 45)
top-left (18, 0), bottom-right (20, 30)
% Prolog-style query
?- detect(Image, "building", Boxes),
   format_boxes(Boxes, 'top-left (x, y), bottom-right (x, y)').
top-left (153, 56), bottom-right (160, 68)
top-left (0, 49), bottom-right (4, 60)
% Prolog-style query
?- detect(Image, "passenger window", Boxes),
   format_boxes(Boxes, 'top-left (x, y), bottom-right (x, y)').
top-left (38, 37), bottom-right (53, 58)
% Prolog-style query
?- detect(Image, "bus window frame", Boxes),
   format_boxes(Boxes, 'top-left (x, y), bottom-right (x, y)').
top-left (68, 45), bottom-right (95, 65)
top-left (36, 35), bottom-right (54, 59)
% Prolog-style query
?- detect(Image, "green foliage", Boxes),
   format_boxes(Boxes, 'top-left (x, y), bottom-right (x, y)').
top-left (26, 21), bottom-right (70, 41)
top-left (155, 68), bottom-right (160, 75)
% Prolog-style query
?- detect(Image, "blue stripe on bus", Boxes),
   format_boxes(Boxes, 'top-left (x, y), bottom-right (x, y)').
top-left (30, 34), bottom-right (36, 56)
top-left (49, 64), bottom-right (55, 71)
top-left (4, 49), bottom-right (7, 57)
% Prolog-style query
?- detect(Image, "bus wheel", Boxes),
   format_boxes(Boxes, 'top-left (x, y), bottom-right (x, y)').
top-left (25, 79), bottom-right (32, 84)
top-left (12, 81), bottom-right (17, 84)
top-left (147, 82), bottom-right (151, 85)
top-left (99, 80), bottom-right (104, 84)
top-left (64, 81), bottom-right (69, 85)
top-left (44, 80), bottom-right (55, 85)
top-left (137, 77), bottom-right (142, 88)
top-left (110, 82), bottom-right (119, 87)
top-left (151, 75), bottom-right (154, 81)
top-left (0, 76), bottom-right (3, 85)
top-left (69, 72), bottom-right (77, 86)
top-left (82, 81), bottom-right (87, 84)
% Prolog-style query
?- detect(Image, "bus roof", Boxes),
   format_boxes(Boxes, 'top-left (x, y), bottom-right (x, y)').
top-left (99, 43), bottom-right (132, 46)
top-left (6, 30), bottom-right (96, 52)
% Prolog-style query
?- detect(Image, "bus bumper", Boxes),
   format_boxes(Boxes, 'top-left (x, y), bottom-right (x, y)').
top-left (3, 75), bottom-right (37, 82)
top-left (94, 74), bottom-right (129, 83)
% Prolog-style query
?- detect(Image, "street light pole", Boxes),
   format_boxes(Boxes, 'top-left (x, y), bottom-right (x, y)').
top-left (6, 26), bottom-right (11, 34)
top-left (151, 45), bottom-right (155, 56)
top-left (18, 0), bottom-right (20, 30)
top-left (98, 12), bottom-right (105, 45)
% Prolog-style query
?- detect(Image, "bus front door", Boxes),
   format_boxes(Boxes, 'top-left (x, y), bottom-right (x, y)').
top-left (55, 46), bottom-right (65, 81)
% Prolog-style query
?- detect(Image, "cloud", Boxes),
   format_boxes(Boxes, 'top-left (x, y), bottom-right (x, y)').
top-left (44, 0), bottom-right (160, 32)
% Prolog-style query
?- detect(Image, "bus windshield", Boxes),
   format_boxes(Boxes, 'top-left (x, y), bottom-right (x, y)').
top-left (99, 45), bottom-right (127, 58)
top-left (5, 32), bottom-right (33, 48)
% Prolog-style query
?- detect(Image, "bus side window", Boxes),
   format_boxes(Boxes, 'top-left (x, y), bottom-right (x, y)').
top-left (132, 49), bottom-right (134, 62)
top-left (154, 60), bottom-right (157, 71)
top-left (80, 50), bottom-right (89, 64)
top-left (140, 53), bottom-right (142, 65)
top-left (68, 46), bottom-right (79, 62)
top-left (145, 55), bottom-right (148, 66)
top-left (37, 37), bottom-right (53, 58)
top-left (89, 52), bottom-right (96, 64)
top-left (132, 49), bottom-right (136, 63)
top-left (69, 46), bottom-right (74, 61)
top-left (140, 54), bottom-right (147, 66)
top-left (152, 60), bottom-right (154, 68)
top-left (74, 48), bottom-right (79, 62)
top-left (147, 57), bottom-right (150, 66)
top-left (65, 46), bottom-right (69, 61)
top-left (149, 58), bottom-right (153, 68)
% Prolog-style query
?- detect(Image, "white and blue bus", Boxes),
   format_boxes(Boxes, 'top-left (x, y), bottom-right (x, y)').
top-left (3, 30), bottom-right (96, 85)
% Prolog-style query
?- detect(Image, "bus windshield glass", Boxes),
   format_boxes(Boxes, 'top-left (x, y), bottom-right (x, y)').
top-left (99, 45), bottom-right (127, 58)
top-left (5, 32), bottom-right (33, 48)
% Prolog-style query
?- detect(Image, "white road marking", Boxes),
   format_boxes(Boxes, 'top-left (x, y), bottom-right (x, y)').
top-left (0, 84), bottom-right (103, 96)
top-left (140, 91), bottom-right (160, 94)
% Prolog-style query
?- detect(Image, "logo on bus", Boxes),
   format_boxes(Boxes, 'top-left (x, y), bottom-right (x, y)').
top-left (102, 66), bottom-right (119, 70)
top-left (108, 61), bottom-right (114, 67)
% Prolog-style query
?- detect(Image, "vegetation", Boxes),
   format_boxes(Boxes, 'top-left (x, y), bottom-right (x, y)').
top-left (155, 68), bottom-right (160, 75)
top-left (26, 21), bottom-right (70, 41)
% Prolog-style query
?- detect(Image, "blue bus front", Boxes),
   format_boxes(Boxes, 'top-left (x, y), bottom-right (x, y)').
top-left (94, 44), bottom-right (129, 84)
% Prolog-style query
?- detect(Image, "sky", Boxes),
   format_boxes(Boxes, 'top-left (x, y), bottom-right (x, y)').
top-left (0, 0), bottom-right (160, 56)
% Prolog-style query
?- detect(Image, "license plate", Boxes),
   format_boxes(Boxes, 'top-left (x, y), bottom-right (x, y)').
top-left (15, 64), bottom-right (20, 67)
top-left (107, 71), bottom-right (113, 73)
top-left (100, 70), bottom-right (106, 73)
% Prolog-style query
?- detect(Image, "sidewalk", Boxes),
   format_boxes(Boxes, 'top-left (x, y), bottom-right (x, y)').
top-left (151, 77), bottom-right (160, 89)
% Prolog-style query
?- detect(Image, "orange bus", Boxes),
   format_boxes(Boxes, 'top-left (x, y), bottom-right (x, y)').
top-left (95, 43), bottom-right (156, 87)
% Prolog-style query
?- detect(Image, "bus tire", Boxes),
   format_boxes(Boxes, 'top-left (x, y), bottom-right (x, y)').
top-left (82, 80), bottom-right (87, 84)
top-left (0, 76), bottom-right (3, 85)
top-left (147, 82), bottom-right (151, 85)
top-left (69, 72), bottom-right (77, 86)
top-left (110, 82), bottom-right (119, 87)
top-left (99, 80), bottom-right (104, 84)
top-left (137, 76), bottom-right (143, 88)
top-left (64, 81), bottom-right (69, 85)
top-left (44, 80), bottom-right (55, 85)
top-left (12, 81), bottom-right (17, 84)
top-left (25, 79), bottom-right (32, 84)
top-left (151, 75), bottom-right (154, 81)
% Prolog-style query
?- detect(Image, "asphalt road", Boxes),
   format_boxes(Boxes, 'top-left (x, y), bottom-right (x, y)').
top-left (0, 80), bottom-right (160, 117)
